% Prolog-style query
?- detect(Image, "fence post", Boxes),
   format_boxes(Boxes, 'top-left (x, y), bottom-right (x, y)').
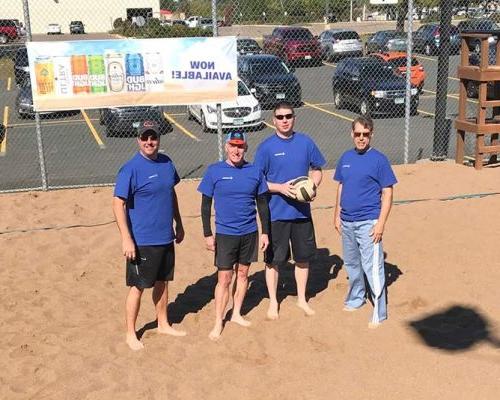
top-left (403, 0), bottom-right (414, 164)
top-left (212, 0), bottom-right (224, 161)
top-left (23, 0), bottom-right (48, 190)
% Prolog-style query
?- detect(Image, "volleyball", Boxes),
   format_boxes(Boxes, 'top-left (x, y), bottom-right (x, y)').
top-left (291, 176), bottom-right (316, 202)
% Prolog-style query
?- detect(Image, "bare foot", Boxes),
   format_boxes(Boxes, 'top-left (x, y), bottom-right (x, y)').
top-left (368, 321), bottom-right (382, 329)
top-left (126, 333), bottom-right (144, 351)
top-left (297, 301), bottom-right (315, 316)
top-left (266, 301), bottom-right (279, 320)
top-left (157, 325), bottom-right (187, 337)
top-left (230, 314), bottom-right (251, 327)
top-left (208, 323), bottom-right (223, 341)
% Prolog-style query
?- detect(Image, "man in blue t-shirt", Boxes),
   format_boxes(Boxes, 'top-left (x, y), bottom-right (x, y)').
top-left (254, 102), bottom-right (326, 320)
top-left (333, 116), bottom-right (397, 328)
top-left (113, 120), bottom-right (186, 350)
top-left (198, 131), bottom-right (270, 340)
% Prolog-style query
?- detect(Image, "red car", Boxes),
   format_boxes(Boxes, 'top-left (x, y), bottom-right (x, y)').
top-left (263, 27), bottom-right (322, 65)
top-left (0, 19), bottom-right (19, 44)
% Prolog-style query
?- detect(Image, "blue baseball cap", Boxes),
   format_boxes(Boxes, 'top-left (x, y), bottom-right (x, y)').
top-left (226, 131), bottom-right (247, 145)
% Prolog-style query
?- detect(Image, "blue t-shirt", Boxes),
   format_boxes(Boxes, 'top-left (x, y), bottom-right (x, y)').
top-left (197, 161), bottom-right (268, 235)
top-left (333, 148), bottom-right (397, 222)
top-left (254, 132), bottom-right (326, 221)
top-left (114, 152), bottom-right (180, 246)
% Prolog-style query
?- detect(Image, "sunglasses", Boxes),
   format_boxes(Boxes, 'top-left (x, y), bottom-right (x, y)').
top-left (353, 131), bottom-right (371, 138)
top-left (274, 113), bottom-right (294, 120)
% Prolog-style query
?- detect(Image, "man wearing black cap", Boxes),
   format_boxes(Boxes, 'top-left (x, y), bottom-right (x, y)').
top-left (113, 120), bottom-right (186, 350)
top-left (198, 131), bottom-right (270, 340)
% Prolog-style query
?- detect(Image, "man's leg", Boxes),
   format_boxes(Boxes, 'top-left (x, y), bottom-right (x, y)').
top-left (153, 281), bottom-right (186, 336)
top-left (342, 220), bottom-right (366, 310)
top-left (295, 262), bottom-right (315, 315)
top-left (209, 270), bottom-right (233, 340)
top-left (265, 264), bottom-right (280, 319)
top-left (357, 220), bottom-right (387, 327)
top-left (231, 263), bottom-right (251, 326)
top-left (125, 286), bottom-right (144, 350)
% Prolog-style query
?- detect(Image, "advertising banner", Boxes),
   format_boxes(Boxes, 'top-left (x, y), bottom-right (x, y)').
top-left (26, 37), bottom-right (237, 111)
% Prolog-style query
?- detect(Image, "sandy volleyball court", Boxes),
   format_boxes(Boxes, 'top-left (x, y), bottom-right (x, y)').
top-left (0, 162), bottom-right (499, 399)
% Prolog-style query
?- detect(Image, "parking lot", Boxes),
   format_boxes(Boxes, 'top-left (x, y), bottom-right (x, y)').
top-left (0, 43), bottom-right (479, 191)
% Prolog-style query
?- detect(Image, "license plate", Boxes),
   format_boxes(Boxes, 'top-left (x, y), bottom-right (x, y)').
top-left (233, 118), bottom-right (244, 125)
top-left (394, 98), bottom-right (404, 104)
top-left (305, 55), bottom-right (312, 60)
top-left (276, 93), bottom-right (286, 99)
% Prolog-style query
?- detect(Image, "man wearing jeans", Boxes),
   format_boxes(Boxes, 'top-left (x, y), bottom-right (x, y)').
top-left (333, 116), bottom-right (397, 328)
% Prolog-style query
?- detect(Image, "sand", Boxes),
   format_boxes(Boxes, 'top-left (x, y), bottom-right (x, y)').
top-left (0, 162), bottom-right (499, 399)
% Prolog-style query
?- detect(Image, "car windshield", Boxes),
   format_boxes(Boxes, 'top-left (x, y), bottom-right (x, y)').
top-left (361, 63), bottom-right (395, 79)
top-left (237, 81), bottom-right (250, 96)
top-left (335, 31), bottom-right (359, 40)
top-left (250, 60), bottom-right (289, 75)
top-left (238, 39), bottom-right (259, 48)
top-left (282, 29), bottom-right (313, 40)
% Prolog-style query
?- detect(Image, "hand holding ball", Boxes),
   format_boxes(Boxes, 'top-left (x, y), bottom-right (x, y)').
top-left (291, 176), bottom-right (317, 202)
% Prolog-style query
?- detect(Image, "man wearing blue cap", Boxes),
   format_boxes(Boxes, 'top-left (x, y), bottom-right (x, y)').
top-left (113, 120), bottom-right (186, 350)
top-left (198, 131), bottom-right (270, 340)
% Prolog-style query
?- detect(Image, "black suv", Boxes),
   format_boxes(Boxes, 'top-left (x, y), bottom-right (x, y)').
top-left (458, 18), bottom-right (499, 52)
top-left (99, 106), bottom-right (172, 137)
top-left (14, 46), bottom-right (29, 87)
top-left (413, 23), bottom-right (461, 55)
top-left (237, 38), bottom-right (262, 56)
top-left (332, 57), bottom-right (419, 117)
top-left (69, 21), bottom-right (85, 34)
top-left (237, 54), bottom-right (301, 108)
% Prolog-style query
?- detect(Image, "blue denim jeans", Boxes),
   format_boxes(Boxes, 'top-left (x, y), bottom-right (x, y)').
top-left (341, 219), bottom-right (387, 323)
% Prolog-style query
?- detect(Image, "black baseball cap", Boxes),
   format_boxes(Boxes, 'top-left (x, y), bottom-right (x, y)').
top-left (137, 120), bottom-right (159, 139)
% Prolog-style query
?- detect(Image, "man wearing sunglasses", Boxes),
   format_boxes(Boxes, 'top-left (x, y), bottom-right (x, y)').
top-left (254, 102), bottom-right (326, 320)
top-left (198, 131), bottom-right (270, 340)
top-left (333, 116), bottom-right (397, 328)
top-left (113, 120), bottom-right (186, 350)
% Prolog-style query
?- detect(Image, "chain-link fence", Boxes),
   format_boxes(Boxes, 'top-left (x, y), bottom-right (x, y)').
top-left (1, 0), bottom-right (499, 191)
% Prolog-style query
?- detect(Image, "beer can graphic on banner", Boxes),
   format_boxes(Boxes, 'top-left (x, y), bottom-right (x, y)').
top-left (105, 52), bottom-right (126, 93)
top-left (125, 53), bottom-right (146, 92)
top-left (87, 55), bottom-right (107, 93)
top-left (144, 52), bottom-right (164, 91)
top-left (71, 55), bottom-right (90, 94)
top-left (53, 56), bottom-right (72, 96)
top-left (34, 57), bottom-right (55, 95)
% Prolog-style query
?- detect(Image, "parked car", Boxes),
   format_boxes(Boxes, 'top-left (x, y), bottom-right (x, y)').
top-left (47, 23), bottom-right (62, 35)
top-left (99, 106), bottom-right (171, 137)
top-left (198, 18), bottom-right (214, 30)
top-left (237, 54), bottom-right (302, 108)
top-left (237, 38), bottom-right (262, 56)
top-left (263, 27), bottom-right (322, 66)
top-left (370, 52), bottom-right (426, 92)
top-left (0, 19), bottom-right (19, 44)
top-left (160, 19), bottom-right (186, 26)
top-left (187, 79), bottom-right (262, 132)
top-left (331, 57), bottom-right (419, 117)
top-left (319, 29), bottom-right (363, 61)
top-left (185, 16), bottom-right (203, 28)
top-left (69, 21), bottom-right (85, 34)
top-left (12, 19), bottom-right (26, 37)
top-left (457, 18), bottom-right (499, 52)
top-left (465, 44), bottom-right (496, 98)
top-left (365, 30), bottom-right (408, 54)
top-left (413, 23), bottom-right (461, 55)
top-left (15, 85), bottom-right (77, 119)
top-left (14, 46), bottom-right (29, 87)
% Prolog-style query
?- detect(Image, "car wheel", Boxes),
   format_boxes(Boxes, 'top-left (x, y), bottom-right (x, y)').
top-left (105, 126), bottom-right (114, 137)
top-left (466, 80), bottom-right (478, 98)
top-left (333, 90), bottom-right (344, 109)
top-left (424, 44), bottom-right (432, 56)
top-left (410, 104), bottom-right (418, 116)
top-left (0, 34), bottom-right (8, 45)
top-left (18, 108), bottom-right (28, 119)
top-left (360, 100), bottom-right (370, 117)
top-left (200, 111), bottom-right (209, 132)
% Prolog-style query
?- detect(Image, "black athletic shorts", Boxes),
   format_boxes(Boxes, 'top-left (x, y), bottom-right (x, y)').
top-left (215, 231), bottom-right (258, 270)
top-left (126, 244), bottom-right (175, 288)
top-left (264, 218), bottom-right (316, 266)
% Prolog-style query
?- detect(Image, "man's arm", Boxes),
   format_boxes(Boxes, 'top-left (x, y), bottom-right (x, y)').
top-left (370, 186), bottom-right (393, 243)
top-left (173, 189), bottom-right (185, 244)
top-left (310, 167), bottom-right (323, 188)
top-left (334, 182), bottom-right (342, 234)
top-left (112, 196), bottom-right (136, 260)
top-left (256, 194), bottom-right (270, 251)
top-left (266, 181), bottom-right (296, 198)
top-left (201, 194), bottom-right (215, 252)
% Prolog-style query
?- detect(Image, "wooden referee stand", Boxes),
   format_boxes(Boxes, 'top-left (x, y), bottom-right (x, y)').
top-left (456, 31), bottom-right (500, 169)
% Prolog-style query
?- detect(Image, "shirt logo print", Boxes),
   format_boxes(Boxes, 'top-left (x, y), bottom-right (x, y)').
top-left (148, 174), bottom-right (159, 179)
top-left (222, 176), bottom-right (233, 180)
top-left (274, 152), bottom-right (285, 156)
top-left (342, 165), bottom-right (350, 168)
